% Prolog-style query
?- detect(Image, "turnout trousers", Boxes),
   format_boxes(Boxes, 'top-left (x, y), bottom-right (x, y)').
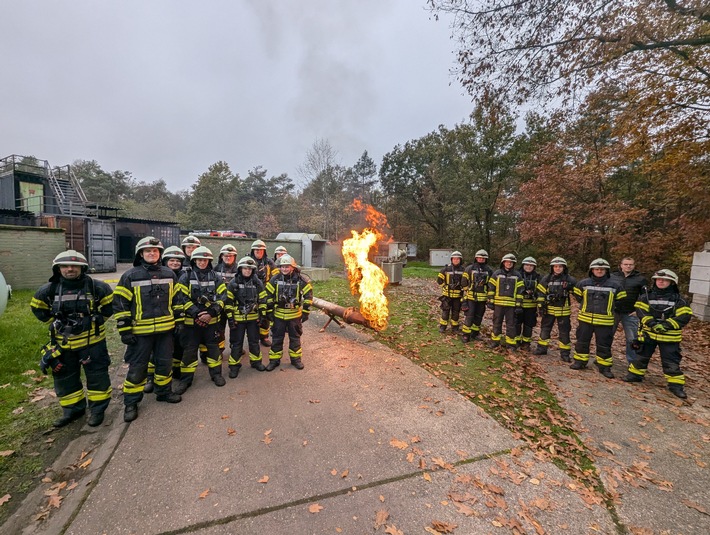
top-left (492, 305), bottom-right (518, 348)
top-left (515, 308), bottom-right (537, 343)
top-left (269, 317), bottom-right (303, 362)
top-left (628, 340), bottom-right (684, 385)
top-left (573, 322), bottom-right (614, 369)
top-left (53, 343), bottom-right (111, 417)
top-left (181, 324), bottom-right (222, 384)
top-left (123, 332), bottom-right (174, 406)
top-left (439, 297), bottom-right (462, 329)
top-left (537, 314), bottom-right (572, 353)
top-left (461, 301), bottom-right (486, 336)
top-left (230, 320), bottom-right (261, 367)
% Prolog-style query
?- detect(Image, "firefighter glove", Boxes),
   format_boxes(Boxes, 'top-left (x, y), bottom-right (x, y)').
top-left (652, 323), bottom-right (668, 333)
top-left (39, 345), bottom-right (63, 375)
top-left (121, 333), bottom-right (138, 346)
top-left (461, 300), bottom-right (470, 313)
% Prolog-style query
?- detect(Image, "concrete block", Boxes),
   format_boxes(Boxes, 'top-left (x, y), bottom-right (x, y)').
top-left (301, 267), bottom-right (330, 282)
top-left (691, 301), bottom-right (710, 321)
top-left (692, 251), bottom-right (710, 267)
top-left (690, 279), bottom-right (710, 296)
top-left (693, 293), bottom-right (710, 306)
top-left (690, 265), bottom-right (710, 281)
top-left (705, 242), bottom-right (710, 251)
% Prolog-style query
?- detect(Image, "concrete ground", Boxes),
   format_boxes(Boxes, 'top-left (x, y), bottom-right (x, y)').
top-left (4, 273), bottom-right (709, 534)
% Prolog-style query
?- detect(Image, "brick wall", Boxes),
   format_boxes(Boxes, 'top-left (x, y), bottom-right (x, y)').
top-left (0, 225), bottom-right (66, 289)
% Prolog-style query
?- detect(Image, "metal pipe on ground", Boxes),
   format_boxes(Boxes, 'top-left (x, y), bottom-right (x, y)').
top-left (311, 297), bottom-right (376, 331)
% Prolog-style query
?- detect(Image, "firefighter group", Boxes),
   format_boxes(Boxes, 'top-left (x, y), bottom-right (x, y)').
top-left (32, 240), bottom-right (692, 429)
top-left (437, 250), bottom-right (693, 400)
top-left (31, 236), bottom-right (312, 426)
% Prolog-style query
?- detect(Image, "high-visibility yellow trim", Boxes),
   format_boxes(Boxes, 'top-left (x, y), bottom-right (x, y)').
top-left (87, 387), bottom-right (112, 401)
top-left (59, 390), bottom-right (85, 407)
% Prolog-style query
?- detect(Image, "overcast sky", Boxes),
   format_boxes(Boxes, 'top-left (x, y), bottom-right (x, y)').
top-left (2, 1), bottom-right (474, 191)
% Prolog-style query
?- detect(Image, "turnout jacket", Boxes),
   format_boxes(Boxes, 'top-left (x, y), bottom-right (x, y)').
top-left (226, 273), bottom-right (268, 323)
top-left (573, 275), bottom-right (627, 326)
top-left (520, 271), bottom-right (541, 309)
top-left (437, 263), bottom-right (465, 298)
top-left (31, 275), bottom-right (113, 350)
top-left (215, 261), bottom-right (239, 286)
top-left (113, 262), bottom-right (179, 335)
top-left (610, 270), bottom-right (649, 314)
top-left (176, 267), bottom-right (226, 327)
top-left (635, 286), bottom-right (692, 343)
top-left (536, 273), bottom-right (577, 316)
top-left (462, 262), bottom-right (493, 302)
top-left (487, 268), bottom-right (524, 307)
top-left (265, 270), bottom-right (313, 321)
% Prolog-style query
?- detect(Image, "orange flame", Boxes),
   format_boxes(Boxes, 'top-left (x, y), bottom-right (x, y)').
top-left (342, 202), bottom-right (390, 331)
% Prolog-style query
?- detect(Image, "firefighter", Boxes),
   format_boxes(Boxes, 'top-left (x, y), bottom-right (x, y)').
top-left (225, 256), bottom-right (268, 376)
top-left (624, 269), bottom-right (692, 399)
top-left (173, 246), bottom-right (227, 393)
top-left (460, 250), bottom-right (492, 342)
top-left (570, 258), bottom-right (627, 378)
top-left (113, 237), bottom-right (182, 423)
top-left (181, 235), bottom-right (201, 267)
top-left (264, 254), bottom-right (313, 371)
top-left (515, 257), bottom-right (541, 350)
top-left (533, 257), bottom-right (577, 361)
top-left (273, 245), bottom-right (288, 263)
top-left (436, 251), bottom-right (464, 333)
top-left (212, 244), bottom-right (239, 362)
top-left (487, 253), bottom-right (524, 350)
top-left (610, 257), bottom-right (649, 363)
top-left (31, 251), bottom-right (114, 427)
top-left (249, 239), bottom-right (276, 346)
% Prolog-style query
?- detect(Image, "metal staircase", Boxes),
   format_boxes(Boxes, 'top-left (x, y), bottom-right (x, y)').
top-left (52, 164), bottom-right (88, 216)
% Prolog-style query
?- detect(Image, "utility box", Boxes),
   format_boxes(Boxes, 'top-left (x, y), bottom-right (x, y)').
top-left (690, 242), bottom-right (710, 321)
top-left (429, 249), bottom-right (453, 267)
top-left (382, 262), bottom-right (403, 285)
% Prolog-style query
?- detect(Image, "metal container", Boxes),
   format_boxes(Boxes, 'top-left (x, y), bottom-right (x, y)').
top-left (382, 262), bottom-right (403, 285)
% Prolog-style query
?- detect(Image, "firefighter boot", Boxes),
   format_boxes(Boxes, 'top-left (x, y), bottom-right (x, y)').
top-left (559, 350), bottom-right (571, 362)
top-left (251, 360), bottom-right (266, 372)
top-left (210, 367), bottom-right (226, 387)
top-left (488, 340), bottom-right (500, 349)
top-left (156, 392), bottom-right (182, 403)
top-left (229, 364), bottom-right (242, 379)
top-left (532, 345), bottom-right (547, 356)
top-left (173, 378), bottom-right (192, 395)
top-left (569, 360), bottom-right (587, 370)
top-left (461, 334), bottom-right (471, 344)
top-left (519, 341), bottom-right (531, 352)
top-left (597, 364), bottom-right (614, 379)
top-left (265, 359), bottom-right (281, 372)
top-left (623, 373), bottom-right (643, 383)
top-left (451, 325), bottom-right (459, 334)
top-left (123, 404), bottom-right (138, 423)
top-left (291, 358), bottom-right (304, 370)
top-left (668, 384), bottom-right (687, 399)
top-left (143, 375), bottom-right (155, 394)
top-left (87, 411), bottom-right (105, 427)
top-left (53, 408), bottom-right (86, 428)
top-left (438, 325), bottom-right (447, 334)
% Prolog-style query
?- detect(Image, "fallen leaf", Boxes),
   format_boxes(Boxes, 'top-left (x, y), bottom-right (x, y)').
top-left (262, 436), bottom-right (272, 445)
top-left (0, 383), bottom-right (10, 389)
top-left (379, 495), bottom-right (385, 502)
top-left (0, 494), bottom-right (10, 506)
top-left (227, 428), bottom-right (236, 436)
top-left (264, 429), bottom-right (272, 436)
top-left (681, 499), bottom-right (709, 516)
top-left (48, 494), bottom-right (62, 509)
top-left (223, 467), bottom-right (230, 472)
top-left (79, 458), bottom-right (92, 469)
top-left (423, 472), bottom-right (432, 482)
top-left (0, 450), bottom-right (14, 457)
top-left (529, 478), bottom-right (540, 485)
top-left (331, 469), bottom-right (338, 476)
top-left (389, 438), bottom-right (408, 450)
top-left (258, 475), bottom-right (269, 483)
top-left (79, 451), bottom-right (89, 461)
top-left (221, 415), bottom-right (230, 420)
top-left (341, 469), bottom-right (349, 478)
top-left (431, 520), bottom-right (457, 533)
top-left (308, 503), bottom-right (324, 513)
top-left (374, 509), bottom-right (389, 529)
top-left (384, 525), bottom-right (404, 535)
top-left (12, 407), bottom-right (24, 415)
top-left (66, 481), bottom-right (78, 491)
top-left (309, 399), bottom-right (321, 403)
top-left (199, 489), bottom-right (210, 499)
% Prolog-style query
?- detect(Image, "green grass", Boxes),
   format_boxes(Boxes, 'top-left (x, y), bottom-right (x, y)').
top-left (316, 271), bottom-right (603, 493)
top-left (403, 262), bottom-right (438, 280)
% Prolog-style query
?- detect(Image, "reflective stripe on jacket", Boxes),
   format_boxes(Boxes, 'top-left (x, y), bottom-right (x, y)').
top-left (487, 269), bottom-right (523, 307)
top-left (113, 264), bottom-right (178, 335)
top-left (573, 276), bottom-right (626, 326)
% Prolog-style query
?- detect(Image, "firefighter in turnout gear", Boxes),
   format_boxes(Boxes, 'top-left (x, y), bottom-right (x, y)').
top-left (570, 258), bottom-right (627, 378)
top-left (225, 256), bottom-right (268, 376)
top-left (212, 244), bottom-right (239, 362)
top-left (264, 254), bottom-right (313, 371)
top-left (487, 254), bottom-right (524, 350)
top-left (436, 251), bottom-right (464, 333)
top-left (174, 246), bottom-right (228, 393)
top-left (181, 235), bottom-right (201, 268)
top-left (31, 251), bottom-right (114, 427)
top-left (533, 257), bottom-right (577, 361)
top-left (249, 239), bottom-right (276, 346)
top-left (460, 249), bottom-right (492, 342)
top-left (515, 257), bottom-right (540, 350)
top-left (113, 237), bottom-right (182, 423)
top-left (624, 269), bottom-right (693, 399)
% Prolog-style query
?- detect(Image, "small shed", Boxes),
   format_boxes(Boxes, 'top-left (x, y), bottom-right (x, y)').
top-left (274, 233), bottom-right (326, 268)
top-left (429, 248), bottom-right (454, 267)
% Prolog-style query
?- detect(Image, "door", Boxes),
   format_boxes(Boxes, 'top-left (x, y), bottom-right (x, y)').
top-left (86, 219), bottom-right (116, 272)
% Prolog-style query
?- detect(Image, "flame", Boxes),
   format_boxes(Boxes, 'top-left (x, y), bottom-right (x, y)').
top-left (342, 202), bottom-right (390, 331)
